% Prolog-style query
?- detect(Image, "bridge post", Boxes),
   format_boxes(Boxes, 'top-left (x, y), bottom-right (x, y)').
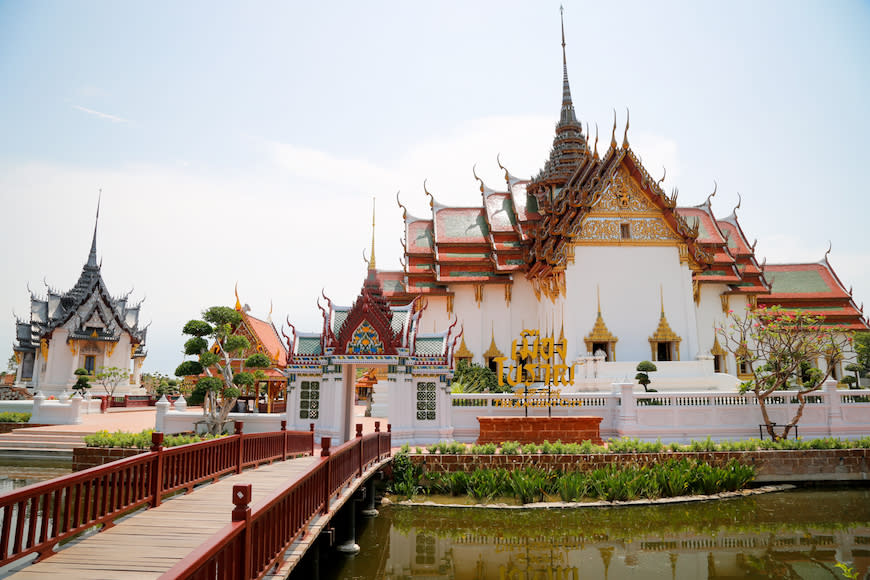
top-left (361, 477), bottom-right (379, 517)
top-left (321, 437), bottom-right (331, 515)
top-left (356, 423), bottom-right (363, 476)
top-left (235, 421), bottom-right (244, 474)
top-left (310, 423), bottom-right (316, 455)
top-left (281, 420), bottom-right (288, 461)
top-left (335, 492), bottom-right (361, 555)
top-left (374, 421), bottom-right (381, 456)
top-left (150, 431), bottom-right (165, 507)
top-left (232, 484), bottom-right (252, 578)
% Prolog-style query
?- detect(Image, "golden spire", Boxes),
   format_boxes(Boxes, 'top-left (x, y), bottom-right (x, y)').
top-left (659, 285), bottom-right (666, 318)
top-left (234, 281), bottom-right (242, 311)
top-left (369, 197), bottom-right (376, 271)
top-left (483, 323), bottom-right (504, 359)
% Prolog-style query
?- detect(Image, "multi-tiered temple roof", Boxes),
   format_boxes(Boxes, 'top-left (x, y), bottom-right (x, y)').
top-left (372, 14), bottom-right (867, 332)
top-left (14, 212), bottom-right (148, 358)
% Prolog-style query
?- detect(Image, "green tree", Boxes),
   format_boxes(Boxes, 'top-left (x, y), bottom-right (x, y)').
top-left (635, 361), bottom-right (657, 392)
top-left (174, 306), bottom-right (272, 435)
top-left (844, 363), bottom-right (861, 389)
top-left (73, 368), bottom-right (91, 393)
top-left (718, 306), bottom-right (851, 441)
top-left (7, 354), bottom-right (18, 373)
top-left (452, 360), bottom-right (508, 393)
top-left (853, 331), bottom-right (870, 376)
top-left (94, 366), bottom-right (130, 398)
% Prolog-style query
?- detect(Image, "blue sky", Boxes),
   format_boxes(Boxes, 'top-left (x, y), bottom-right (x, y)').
top-left (2, 1), bottom-right (869, 375)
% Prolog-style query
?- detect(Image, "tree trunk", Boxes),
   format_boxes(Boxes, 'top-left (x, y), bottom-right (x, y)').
top-left (756, 394), bottom-right (780, 441)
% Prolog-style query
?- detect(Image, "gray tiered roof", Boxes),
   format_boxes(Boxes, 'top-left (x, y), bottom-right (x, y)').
top-left (14, 211), bottom-right (147, 357)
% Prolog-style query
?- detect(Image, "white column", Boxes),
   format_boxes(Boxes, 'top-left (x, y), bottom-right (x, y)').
top-left (823, 378), bottom-right (842, 437)
top-left (615, 382), bottom-right (637, 437)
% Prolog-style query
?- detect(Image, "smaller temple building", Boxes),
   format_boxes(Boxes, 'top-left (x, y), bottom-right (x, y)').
top-left (283, 258), bottom-right (459, 444)
top-left (12, 207), bottom-right (148, 394)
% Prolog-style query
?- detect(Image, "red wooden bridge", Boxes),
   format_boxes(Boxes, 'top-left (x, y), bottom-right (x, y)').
top-left (0, 421), bottom-right (392, 579)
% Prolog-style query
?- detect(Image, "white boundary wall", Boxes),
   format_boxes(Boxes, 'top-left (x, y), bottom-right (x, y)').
top-left (449, 380), bottom-right (870, 444)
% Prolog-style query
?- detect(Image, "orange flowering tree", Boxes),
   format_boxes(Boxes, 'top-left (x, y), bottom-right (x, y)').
top-left (718, 306), bottom-right (851, 441)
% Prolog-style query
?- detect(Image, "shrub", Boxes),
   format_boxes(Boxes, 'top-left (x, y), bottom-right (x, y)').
top-left (500, 441), bottom-right (521, 455)
top-left (0, 412), bottom-right (31, 423)
top-left (84, 429), bottom-right (223, 449)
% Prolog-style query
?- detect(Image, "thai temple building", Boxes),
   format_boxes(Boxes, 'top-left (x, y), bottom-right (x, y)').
top-left (12, 205), bottom-right (148, 394)
top-left (281, 15), bottom-right (867, 441)
top-left (223, 291), bottom-right (289, 413)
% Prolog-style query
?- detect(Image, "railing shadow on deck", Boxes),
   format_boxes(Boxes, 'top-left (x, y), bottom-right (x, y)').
top-left (161, 422), bottom-right (393, 580)
top-left (0, 420), bottom-right (316, 569)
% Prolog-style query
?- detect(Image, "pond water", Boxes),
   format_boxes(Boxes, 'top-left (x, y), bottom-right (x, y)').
top-left (0, 464), bottom-right (71, 494)
top-left (320, 488), bottom-right (870, 579)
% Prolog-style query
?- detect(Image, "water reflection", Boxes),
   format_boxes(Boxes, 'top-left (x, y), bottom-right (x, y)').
top-left (325, 489), bottom-right (870, 579)
top-left (0, 465), bottom-right (71, 494)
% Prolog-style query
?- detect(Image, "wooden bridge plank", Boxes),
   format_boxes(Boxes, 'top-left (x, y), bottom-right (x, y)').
top-left (7, 455), bottom-right (321, 579)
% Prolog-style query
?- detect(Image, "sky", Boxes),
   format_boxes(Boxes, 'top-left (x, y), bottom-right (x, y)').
top-left (1, 1), bottom-right (869, 376)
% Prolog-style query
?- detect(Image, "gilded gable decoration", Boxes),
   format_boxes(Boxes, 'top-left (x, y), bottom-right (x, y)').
top-left (454, 336), bottom-right (473, 362)
top-left (720, 293), bottom-right (730, 313)
top-left (446, 294), bottom-right (454, 316)
top-left (710, 333), bottom-right (726, 357)
top-left (584, 287), bottom-right (618, 359)
top-left (649, 288), bottom-right (682, 361)
top-left (483, 327), bottom-right (504, 361)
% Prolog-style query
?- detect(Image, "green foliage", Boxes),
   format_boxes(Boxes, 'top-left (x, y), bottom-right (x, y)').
top-left (175, 360), bottom-right (204, 377)
top-left (635, 360), bottom-right (657, 392)
top-left (842, 376), bottom-right (857, 388)
top-left (222, 335), bottom-right (250, 355)
top-left (74, 367), bottom-right (89, 376)
top-left (389, 449), bottom-right (421, 499)
top-left (94, 366), bottom-right (130, 397)
top-left (0, 412), bottom-right (31, 423)
top-left (182, 320), bottom-right (213, 337)
top-left (202, 306), bottom-right (242, 329)
top-left (469, 442), bottom-right (497, 455)
top-left (854, 331), bottom-right (870, 377)
top-left (184, 337), bottom-right (208, 356)
top-left (245, 353), bottom-right (272, 368)
top-left (233, 372), bottom-right (255, 387)
top-left (452, 360), bottom-right (508, 393)
top-left (84, 428), bottom-right (224, 449)
top-left (521, 443), bottom-right (538, 454)
top-left (835, 562), bottom-right (860, 580)
top-left (72, 367), bottom-right (91, 392)
top-left (500, 441), bottom-right (521, 455)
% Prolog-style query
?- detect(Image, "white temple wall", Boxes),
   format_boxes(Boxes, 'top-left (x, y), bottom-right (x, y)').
top-left (564, 245), bottom-right (698, 362)
top-left (695, 283), bottom-right (729, 360)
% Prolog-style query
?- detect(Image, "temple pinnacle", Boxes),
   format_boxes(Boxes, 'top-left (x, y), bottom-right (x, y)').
top-left (559, 6), bottom-right (578, 128)
top-left (86, 191), bottom-right (101, 269)
top-left (369, 197), bottom-right (377, 271)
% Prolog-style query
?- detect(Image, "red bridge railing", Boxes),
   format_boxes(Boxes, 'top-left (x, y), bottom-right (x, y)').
top-left (162, 422), bottom-right (393, 580)
top-left (0, 421), bottom-right (314, 568)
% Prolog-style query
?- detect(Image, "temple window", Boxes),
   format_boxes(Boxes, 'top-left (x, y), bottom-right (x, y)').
top-left (483, 329), bottom-right (504, 374)
top-left (648, 294), bottom-right (681, 362)
top-left (84, 355), bottom-right (96, 375)
top-left (416, 382), bottom-right (436, 421)
top-left (299, 381), bottom-right (320, 420)
top-left (620, 223), bottom-right (631, 239)
top-left (585, 288), bottom-right (618, 361)
top-left (710, 333), bottom-right (727, 374)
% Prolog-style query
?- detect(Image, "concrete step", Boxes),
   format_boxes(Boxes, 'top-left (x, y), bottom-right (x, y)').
top-left (0, 447), bottom-right (73, 462)
top-left (0, 433), bottom-right (85, 442)
top-left (0, 440), bottom-right (86, 450)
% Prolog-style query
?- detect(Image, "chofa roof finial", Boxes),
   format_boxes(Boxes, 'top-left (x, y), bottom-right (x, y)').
top-left (610, 109), bottom-right (617, 149)
top-left (472, 164), bottom-right (484, 193)
top-left (396, 190), bottom-right (407, 220)
top-left (424, 179), bottom-right (434, 209)
top-left (622, 108), bottom-right (630, 149)
top-left (705, 180), bottom-right (718, 207)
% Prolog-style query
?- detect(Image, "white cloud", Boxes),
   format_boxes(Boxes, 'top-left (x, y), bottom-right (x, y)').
top-left (72, 105), bottom-right (131, 124)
